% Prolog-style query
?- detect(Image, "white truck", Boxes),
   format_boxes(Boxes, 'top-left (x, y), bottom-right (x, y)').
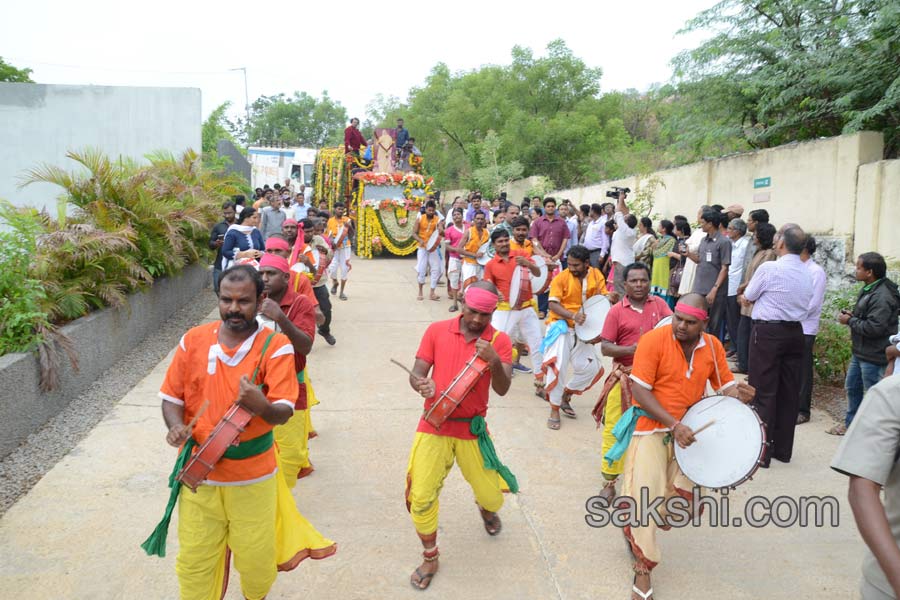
top-left (248, 145), bottom-right (316, 203)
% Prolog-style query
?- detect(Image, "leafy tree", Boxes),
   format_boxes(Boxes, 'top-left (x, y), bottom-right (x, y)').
top-left (470, 131), bottom-right (523, 197)
top-left (246, 91), bottom-right (348, 147)
top-left (0, 57), bottom-right (33, 83)
top-left (673, 0), bottom-right (900, 156)
top-left (363, 93), bottom-right (403, 131)
top-left (201, 101), bottom-right (237, 155)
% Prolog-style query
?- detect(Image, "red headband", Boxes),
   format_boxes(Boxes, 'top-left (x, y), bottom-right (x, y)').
top-left (675, 303), bottom-right (709, 321)
top-left (265, 237), bottom-right (290, 251)
top-left (465, 287), bottom-right (499, 313)
top-left (258, 253), bottom-right (290, 274)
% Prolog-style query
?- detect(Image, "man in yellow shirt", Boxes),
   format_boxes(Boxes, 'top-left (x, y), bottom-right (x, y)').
top-left (413, 200), bottom-right (444, 301)
top-left (542, 245), bottom-right (612, 430)
top-left (326, 202), bottom-right (354, 300)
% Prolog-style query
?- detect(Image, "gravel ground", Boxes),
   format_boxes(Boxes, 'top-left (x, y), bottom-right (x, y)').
top-left (0, 292), bottom-right (217, 516)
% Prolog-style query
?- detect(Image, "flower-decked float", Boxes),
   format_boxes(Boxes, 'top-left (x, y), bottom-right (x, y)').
top-left (355, 172), bottom-right (434, 258)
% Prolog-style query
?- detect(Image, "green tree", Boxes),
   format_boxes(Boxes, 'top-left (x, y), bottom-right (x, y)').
top-left (0, 57), bottom-right (33, 83)
top-left (363, 93), bottom-right (403, 131)
top-left (201, 101), bottom-right (237, 155)
top-left (470, 131), bottom-right (523, 197)
top-left (246, 91), bottom-right (348, 147)
top-left (673, 0), bottom-right (900, 156)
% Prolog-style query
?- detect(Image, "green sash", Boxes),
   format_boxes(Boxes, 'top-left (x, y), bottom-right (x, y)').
top-left (449, 415), bottom-right (519, 493)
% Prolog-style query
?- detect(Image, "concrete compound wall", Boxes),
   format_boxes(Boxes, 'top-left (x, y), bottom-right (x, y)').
top-left (0, 83), bottom-right (201, 213)
top-left (0, 264), bottom-right (209, 459)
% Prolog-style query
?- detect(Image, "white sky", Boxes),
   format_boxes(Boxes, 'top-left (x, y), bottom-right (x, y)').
top-left (2, 0), bottom-right (714, 124)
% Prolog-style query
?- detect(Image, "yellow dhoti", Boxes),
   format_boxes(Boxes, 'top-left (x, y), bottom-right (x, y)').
top-left (274, 409), bottom-right (310, 489)
top-left (405, 432), bottom-right (507, 535)
top-left (306, 371), bottom-right (320, 439)
top-left (601, 383), bottom-right (625, 479)
top-left (176, 451), bottom-right (336, 600)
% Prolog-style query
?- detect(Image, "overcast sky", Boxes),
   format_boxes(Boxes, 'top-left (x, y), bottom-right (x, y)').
top-left (3, 0), bottom-right (714, 124)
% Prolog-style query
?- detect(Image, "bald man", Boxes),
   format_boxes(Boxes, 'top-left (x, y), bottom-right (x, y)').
top-left (606, 294), bottom-right (755, 600)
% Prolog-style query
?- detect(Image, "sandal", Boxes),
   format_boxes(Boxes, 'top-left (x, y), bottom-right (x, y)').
top-left (479, 508), bottom-right (502, 536)
top-left (560, 401), bottom-right (577, 419)
top-left (632, 574), bottom-right (654, 599)
top-left (417, 295), bottom-right (424, 301)
top-left (430, 294), bottom-right (441, 301)
top-left (547, 417), bottom-right (561, 430)
top-left (339, 293), bottom-right (348, 301)
top-left (410, 547), bottom-right (439, 591)
top-left (448, 304), bottom-right (458, 312)
top-left (826, 423), bottom-right (847, 436)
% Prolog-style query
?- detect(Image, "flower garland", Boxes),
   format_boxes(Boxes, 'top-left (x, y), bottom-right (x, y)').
top-left (358, 206), bottom-right (418, 258)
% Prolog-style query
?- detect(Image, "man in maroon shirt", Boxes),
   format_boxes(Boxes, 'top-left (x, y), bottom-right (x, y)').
top-left (344, 117), bottom-right (367, 155)
top-left (258, 253), bottom-right (318, 485)
top-left (529, 197), bottom-right (570, 317)
top-left (405, 282), bottom-right (516, 590)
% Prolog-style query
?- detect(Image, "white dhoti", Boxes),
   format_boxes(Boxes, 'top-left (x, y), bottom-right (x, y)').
top-left (416, 248), bottom-right (442, 288)
top-left (492, 306), bottom-right (544, 375)
top-left (448, 257), bottom-right (462, 290)
top-left (541, 327), bottom-right (603, 406)
top-left (328, 246), bottom-right (352, 280)
top-left (461, 262), bottom-right (483, 289)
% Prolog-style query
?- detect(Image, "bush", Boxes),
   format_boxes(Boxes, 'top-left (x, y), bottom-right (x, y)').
top-left (0, 148), bottom-right (244, 388)
top-left (813, 283), bottom-right (861, 386)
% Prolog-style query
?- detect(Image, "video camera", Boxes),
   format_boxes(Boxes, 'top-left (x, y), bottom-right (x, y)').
top-left (605, 186), bottom-right (631, 199)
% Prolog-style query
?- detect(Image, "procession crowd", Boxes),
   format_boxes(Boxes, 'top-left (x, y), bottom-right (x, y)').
top-left (150, 178), bottom-right (900, 600)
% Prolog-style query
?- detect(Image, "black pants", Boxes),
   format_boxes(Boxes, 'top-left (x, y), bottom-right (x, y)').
top-left (537, 291), bottom-right (549, 316)
top-left (705, 291), bottom-right (727, 340)
top-left (737, 315), bottom-right (752, 373)
top-left (587, 249), bottom-right (603, 269)
top-left (725, 295), bottom-right (741, 351)
top-left (798, 334), bottom-right (817, 417)
top-left (313, 284), bottom-right (333, 336)
top-left (748, 321), bottom-right (804, 466)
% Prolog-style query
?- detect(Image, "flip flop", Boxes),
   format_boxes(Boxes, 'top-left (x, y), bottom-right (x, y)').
top-left (339, 293), bottom-right (348, 301)
top-left (448, 304), bottom-right (459, 312)
top-left (430, 295), bottom-right (441, 301)
top-left (480, 509), bottom-right (502, 536)
top-left (547, 417), bottom-right (561, 430)
top-left (632, 575), bottom-right (654, 599)
top-left (560, 402), bottom-right (577, 419)
top-left (410, 567), bottom-right (435, 591)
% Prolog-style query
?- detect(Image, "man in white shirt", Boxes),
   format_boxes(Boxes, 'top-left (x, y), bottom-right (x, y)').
top-left (583, 203), bottom-right (606, 269)
top-left (291, 192), bottom-right (309, 221)
top-left (725, 218), bottom-right (750, 357)
top-left (609, 191), bottom-right (637, 295)
top-left (798, 236), bottom-right (827, 423)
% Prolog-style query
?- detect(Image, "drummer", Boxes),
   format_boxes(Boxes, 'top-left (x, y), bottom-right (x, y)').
top-left (405, 281), bottom-right (516, 590)
top-left (541, 244), bottom-right (613, 430)
top-left (413, 199), bottom-right (445, 301)
top-left (482, 228), bottom-right (545, 394)
top-left (594, 262), bottom-right (671, 501)
top-left (610, 293), bottom-right (754, 600)
top-left (459, 211), bottom-right (490, 290)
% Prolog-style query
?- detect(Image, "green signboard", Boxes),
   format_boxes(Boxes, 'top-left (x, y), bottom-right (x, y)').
top-left (753, 177), bottom-right (771, 189)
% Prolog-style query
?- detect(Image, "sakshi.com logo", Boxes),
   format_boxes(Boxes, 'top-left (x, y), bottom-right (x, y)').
top-left (585, 488), bottom-right (840, 529)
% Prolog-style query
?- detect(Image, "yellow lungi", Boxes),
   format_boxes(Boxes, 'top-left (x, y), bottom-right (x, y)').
top-left (620, 432), bottom-right (701, 574)
top-left (274, 409), bottom-right (310, 489)
top-left (405, 432), bottom-right (506, 536)
top-left (176, 451), bottom-right (336, 600)
top-left (306, 372), bottom-right (320, 438)
top-left (601, 383), bottom-right (625, 479)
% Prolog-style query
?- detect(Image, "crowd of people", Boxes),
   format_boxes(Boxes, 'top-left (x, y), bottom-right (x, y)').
top-left (159, 182), bottom-right (900, 600)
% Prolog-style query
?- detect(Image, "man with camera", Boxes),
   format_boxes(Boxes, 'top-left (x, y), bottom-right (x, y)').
top-left (608, 188), bottom-right (636, 296)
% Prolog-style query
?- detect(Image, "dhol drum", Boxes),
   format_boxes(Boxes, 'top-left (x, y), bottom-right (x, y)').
top-left (654, 315), bottom-right (673, 329)
top-left (575, 295), bottom-right (611, 343)
top-left (292, 248), bottom-right (320, 275)
top-left (423, 354), bottom-right (491, 430)
top-left (425, 229), bottom-right (441, 252)
top-left (507, 264), bottom-right (532, 309)
top-left (531, 256), bottom-right (550, 295)
top-left (476, 241), bottom-right (493, 266)
top-left (176, 403), bottom-right (254, 492)
top-left (674, 395), bottom-right (767, 490)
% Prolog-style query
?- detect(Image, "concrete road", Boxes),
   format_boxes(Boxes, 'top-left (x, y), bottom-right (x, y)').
top-left (0, 257), bottom-right (865, 599)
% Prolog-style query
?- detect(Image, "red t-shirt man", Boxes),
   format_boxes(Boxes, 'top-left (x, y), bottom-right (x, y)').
top-left (415, 317), bottom-right (513, 440)
top-left (600, 296), bottom-right (672, 367)
top-left (483, 250), bottom-right (534, 308)
top-left (275, 288), bottom-right (317, 409)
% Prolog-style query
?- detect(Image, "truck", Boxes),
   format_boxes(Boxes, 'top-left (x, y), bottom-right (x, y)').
top-left (248, 145), bottom-right (316, 203)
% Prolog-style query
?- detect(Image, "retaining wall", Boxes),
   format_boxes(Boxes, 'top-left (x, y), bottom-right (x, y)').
top-left (0, 264), bottom-right (210, 459)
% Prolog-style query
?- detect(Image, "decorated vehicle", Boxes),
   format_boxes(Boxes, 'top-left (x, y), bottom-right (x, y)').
top-left (314, 129), bottom-right (431, 258)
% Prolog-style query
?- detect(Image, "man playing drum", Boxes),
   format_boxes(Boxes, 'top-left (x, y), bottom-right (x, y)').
top-left (458, 211), bottom-right (490, 290)
top-left (542, 244), bottom-right (612, 430)
top-left (482, 228), bottom-right (545, 395)
top-left (594, 262), bottom-right (671, 501)
top-left (405, 282), bottom-right (517, 591)
top-left (413, 199), bottom-right (445, 301)
top-left (612, 293), bottom-right (754, 600)
top-left (326, 202), bottom-right (354, 301)
top-left (146, 265), bottom-right (335, 600)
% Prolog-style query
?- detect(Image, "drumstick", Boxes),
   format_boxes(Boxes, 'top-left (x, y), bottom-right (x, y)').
top-left (186, 399), bottom-right (209, 432)
top-left (692, 419), bottom-right (716, 435)
top-left (390, 358), bottom-right (417, 378)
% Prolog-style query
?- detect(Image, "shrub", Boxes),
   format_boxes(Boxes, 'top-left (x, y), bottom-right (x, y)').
top-left (813, 283), bottom-right (861, 386)
top-left (0, 148), bottom-right (243, 388)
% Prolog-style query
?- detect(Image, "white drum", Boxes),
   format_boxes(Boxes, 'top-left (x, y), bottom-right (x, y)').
top-left (291, 248), bottom-right (320, 274)
top-left (575, 295), bottom-right (611, 343)
top-left (654, 315), bottom-right (673, 329)
top-left (531, 256), bottom-right (550, 295)
top-left (476, 241), bottom-right (492, 266)
top-left (674, 395), bottom-right (766, 490)
top-left (425, 229), bottom-right (441, 252)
